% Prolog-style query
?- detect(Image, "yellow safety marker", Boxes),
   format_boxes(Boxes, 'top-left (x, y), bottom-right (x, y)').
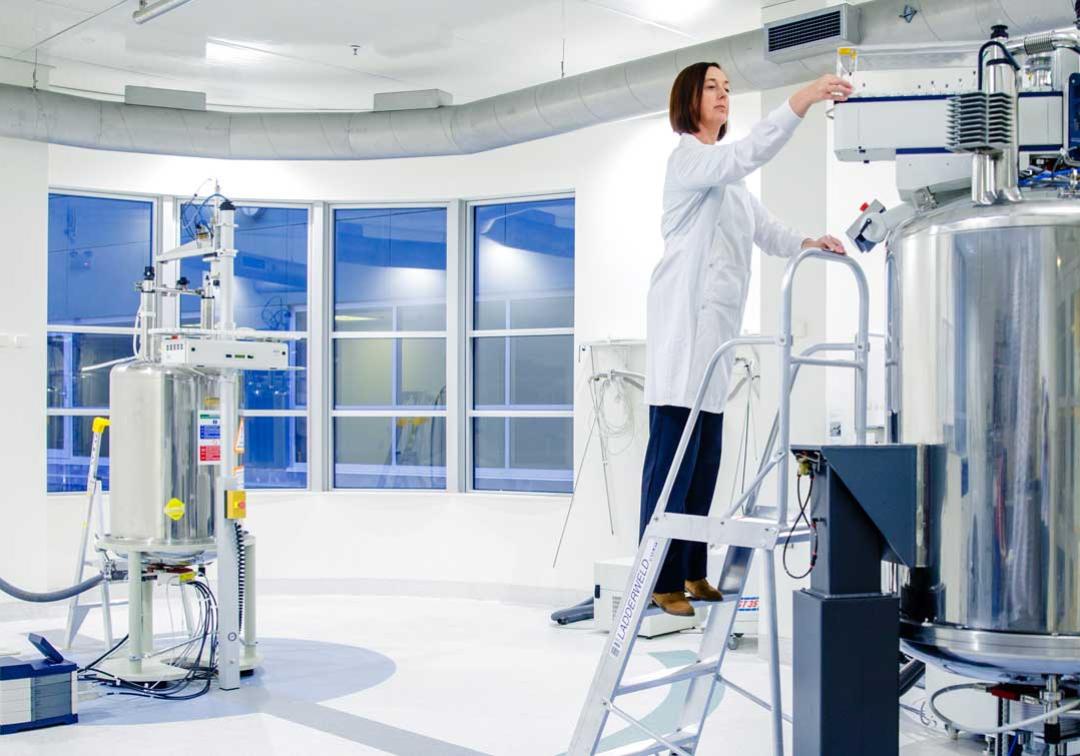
top-left (164, 498), bottom-right (186, 521)
top-left (226, 490), bottom-right (247, 520)
top-left (178, 571), bottom-right (196, 583)
top-left (92, 417), bottom-right (110, 434)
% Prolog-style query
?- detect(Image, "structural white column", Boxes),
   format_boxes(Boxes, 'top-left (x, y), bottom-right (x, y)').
top-left (0, 136), bottom-right (48, 602)
top-left (758, 82), bottom-right (831, 660)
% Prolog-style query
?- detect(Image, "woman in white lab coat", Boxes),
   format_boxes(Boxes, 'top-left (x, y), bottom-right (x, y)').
top-left (641, 63), bottom-right (852, 616)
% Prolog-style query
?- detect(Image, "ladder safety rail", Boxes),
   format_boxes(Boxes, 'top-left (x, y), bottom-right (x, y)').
top-left (569, 250), bottom-right (871, 756)
top-left (769, 250), bottom-right (870, 754)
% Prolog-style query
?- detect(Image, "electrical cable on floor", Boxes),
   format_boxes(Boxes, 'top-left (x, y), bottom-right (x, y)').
top-left (79, 579), bottom-right (219, 702)
top-left (781, 469), bottom-right (817, 580)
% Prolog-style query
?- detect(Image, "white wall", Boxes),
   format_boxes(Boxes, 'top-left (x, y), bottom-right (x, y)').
top-left (32, 96), bottom-right (774, 605)
top-left (0, 137), bottom-right (48, 602)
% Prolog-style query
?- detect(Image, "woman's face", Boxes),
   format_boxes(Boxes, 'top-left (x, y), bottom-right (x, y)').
top-left (698, 66), bottom-right (730, 134)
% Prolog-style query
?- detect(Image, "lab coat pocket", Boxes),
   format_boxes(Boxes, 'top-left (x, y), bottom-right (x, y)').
top-left (702, 268), bottom-right (744, 313)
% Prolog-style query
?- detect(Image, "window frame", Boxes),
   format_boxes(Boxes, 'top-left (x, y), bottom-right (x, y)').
top-left (464, 192), bottom-right (576, 496)
top-left (327, 201), bottom-right (455, 492)
top-left (46, 188), bottom-right (162, 494)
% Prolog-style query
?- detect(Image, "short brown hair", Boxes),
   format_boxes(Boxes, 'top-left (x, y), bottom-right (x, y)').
top-left (669, 62), bottom-right (727, 139)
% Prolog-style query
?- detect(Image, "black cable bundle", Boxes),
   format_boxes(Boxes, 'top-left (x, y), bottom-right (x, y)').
top-left (782, 472), bottom-right (818, 580)
top-left (79, 578), bottom-right (220, 702)
top-left (235, 522), bottom-right (246, 632)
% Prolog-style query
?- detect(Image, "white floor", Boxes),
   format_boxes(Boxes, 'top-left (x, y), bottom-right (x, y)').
top-left (0, 593), bottom-right (992, 755)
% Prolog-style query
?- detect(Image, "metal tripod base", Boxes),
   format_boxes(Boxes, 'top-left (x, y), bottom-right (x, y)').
top-left (96, 657), bottom-right (189, 683)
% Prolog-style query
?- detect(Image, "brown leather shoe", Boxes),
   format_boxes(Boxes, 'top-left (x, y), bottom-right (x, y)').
top-left (685, 578), bottom-right (723, 602)
top-left (652, 591), bottom-right (695, 617)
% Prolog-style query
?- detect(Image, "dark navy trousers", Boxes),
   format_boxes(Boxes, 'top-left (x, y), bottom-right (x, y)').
top-left (639, 405), bottom-right (725, 594)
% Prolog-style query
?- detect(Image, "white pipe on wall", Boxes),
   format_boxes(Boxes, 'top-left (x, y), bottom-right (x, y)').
top-left (0, 0), bottom-right (1073, 159)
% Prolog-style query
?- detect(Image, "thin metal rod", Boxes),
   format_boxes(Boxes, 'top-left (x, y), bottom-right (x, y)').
top-left (790, 357), bottom-right (862, 370)
top-left (552, 410), bottom-right (600, 567)
top-left (133, 0), bottom-right (193, 24)
top-left (604, 701), bottom-right (694, 756)
top-left (589, 349), bottom-right (616, 536)
top-left (718, 675), bottom-right (794, 724)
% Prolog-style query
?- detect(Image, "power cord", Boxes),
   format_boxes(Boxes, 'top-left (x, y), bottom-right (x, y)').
top-left (782, 459), bottom-right (818, 580)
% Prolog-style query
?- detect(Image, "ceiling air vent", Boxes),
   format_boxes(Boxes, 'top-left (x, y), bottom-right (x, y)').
top-left (764, 4), bottom-right (860, 63)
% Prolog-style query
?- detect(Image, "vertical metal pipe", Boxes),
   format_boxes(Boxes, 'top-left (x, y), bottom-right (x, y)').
top-left (214, 199), bottom-right (241, 690)
top-left (852, 257), bottom-right (870, 445)
top-left (243, 534), bottom-right (257, 650)
top-left (776, 268), bottom-right (795, 527)
top-left (200, 295), bottom-right (214, 330)
top-left (762, 552), bottom-right (785, 756)
top-left (138, 288), bottom-right (154, 361)
top-left (127, 551), bottom-right (143, 673)
top-left (217, 203), bottom-right (236, 333)
top-left (141, 576), bottom-right (153, 656)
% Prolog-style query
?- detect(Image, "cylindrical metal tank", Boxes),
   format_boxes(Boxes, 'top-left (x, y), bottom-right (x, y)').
top-left (104, 360), bottom-right (231, 561)
top-left (889, 195), bottom-right (1080, 681)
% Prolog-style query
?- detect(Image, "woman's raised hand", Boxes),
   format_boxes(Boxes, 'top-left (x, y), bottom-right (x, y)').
top-left (789, 75), bottom-right (854, 117)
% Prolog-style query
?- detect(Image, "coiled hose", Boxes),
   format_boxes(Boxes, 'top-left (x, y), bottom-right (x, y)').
top-left (235, 521), bottom-right (245, 631)
top-left (0, 574), bottom-right (104, 603)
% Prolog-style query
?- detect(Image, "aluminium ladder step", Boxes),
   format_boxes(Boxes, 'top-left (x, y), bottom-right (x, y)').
top-left (616, 655), bottom-right (722, 696)
top-left (595, 726), bottom-right (700, 756)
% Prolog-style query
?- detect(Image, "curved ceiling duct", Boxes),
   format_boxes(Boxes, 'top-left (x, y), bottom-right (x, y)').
top-left (0, 0), bottom-right (1074, 160)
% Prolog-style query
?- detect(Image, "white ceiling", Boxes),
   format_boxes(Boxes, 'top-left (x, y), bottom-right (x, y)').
top-left (0, 0), bottom-right (763, 110)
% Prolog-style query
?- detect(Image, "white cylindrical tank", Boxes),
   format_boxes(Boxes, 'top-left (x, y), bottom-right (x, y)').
top-left (104, 360), bottom-right (233, 561)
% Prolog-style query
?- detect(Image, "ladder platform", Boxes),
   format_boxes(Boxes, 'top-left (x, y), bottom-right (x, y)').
top-left (647, 513), bottom-right (786, 549)
top-left (595, 726), bottom-right (699, 756)
top-left (616, 655), bottom-right (721, 696)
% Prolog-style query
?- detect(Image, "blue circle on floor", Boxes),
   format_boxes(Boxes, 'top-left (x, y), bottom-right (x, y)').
top-left (77, 637), bottom-right (395, 725)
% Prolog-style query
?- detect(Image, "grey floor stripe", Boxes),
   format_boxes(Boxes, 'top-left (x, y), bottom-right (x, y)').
top-left (255, 693), bottom-right (492, 756)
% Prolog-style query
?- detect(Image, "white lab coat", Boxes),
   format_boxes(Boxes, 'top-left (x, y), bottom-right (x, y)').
top-left (645, 100), bottom-right (806, 414)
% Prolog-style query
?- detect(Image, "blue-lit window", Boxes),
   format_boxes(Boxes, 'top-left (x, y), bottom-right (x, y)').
top-left (332, 207), bottom-right (448, 489)
top-left (47, 193), bottom-right (154, 492)
top-left (179, 202), bottom-right (309, 489)
top-left (470, 198), bottom-right (575, 493)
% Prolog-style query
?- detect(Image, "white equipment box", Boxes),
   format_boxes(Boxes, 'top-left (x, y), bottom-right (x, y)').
top-left (833, 92), bottom-right (1062, 162)
top-left (594, 557), bottom-right (760, 640)
top-left (160, 338), bottom-right (289, 370)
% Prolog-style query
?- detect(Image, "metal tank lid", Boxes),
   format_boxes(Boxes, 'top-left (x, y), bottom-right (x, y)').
top-left (890, 192), bottom-right (1080, 243)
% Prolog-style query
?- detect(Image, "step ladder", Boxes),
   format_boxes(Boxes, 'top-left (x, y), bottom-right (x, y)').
top-left (568, 250), bottom-right (870, 756)
top-left (64, 417), bottom-right (124, 649)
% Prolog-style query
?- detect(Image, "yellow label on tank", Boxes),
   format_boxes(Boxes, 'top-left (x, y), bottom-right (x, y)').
top-left (164, 498), bottom-right (186, 521)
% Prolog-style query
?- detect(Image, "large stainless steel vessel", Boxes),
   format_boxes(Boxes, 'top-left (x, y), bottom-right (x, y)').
top-left (889, 194), bottom-right (1080, 681)
top-left (104, 360), bottom-right (229, 561)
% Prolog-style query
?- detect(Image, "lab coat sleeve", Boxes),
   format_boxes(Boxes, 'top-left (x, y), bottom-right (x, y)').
top-left (667, 100), bottom-right (803, 191)
top-left (749, 191), bottom-right (806, 258)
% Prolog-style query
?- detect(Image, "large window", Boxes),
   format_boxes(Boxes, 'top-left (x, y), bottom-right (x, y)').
top-left (47, 193), bottom-right (154, 492)
top-left (179, 203), bottom-right (309, 489)
top-left (332, 207), bottom-right (448, 489)
top-left (469, 198), bottom-right (575, 493)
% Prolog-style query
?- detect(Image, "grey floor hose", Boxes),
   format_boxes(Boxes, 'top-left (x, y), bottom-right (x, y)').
top-left (0, 574), bottom-right (104, 603)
